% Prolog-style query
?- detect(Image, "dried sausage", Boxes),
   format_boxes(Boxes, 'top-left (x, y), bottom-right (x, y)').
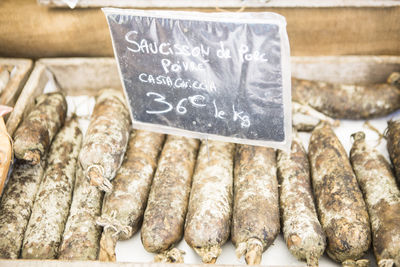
top-left (13, 92), bottom-right (67, 164)
top-left (232, 145), bottom-right (280, 265)
top-left (277, 133), bottom-right (326, 266)
top-left (58, 165), bottom-right (103, 260)
top-left (386, 119), bottom-right (400, 184)
top-left (21, 116), bottom-right (82, 259)
top-left (350, 132), bottom-right (400, 267)
top-left (141, 135), bottom-right (199, 263)
top-left (308, 123), bottom-right (371, 264)
top-left (0, 161), bottom-right (45, 259)
top-left (184, 140), bottom-right (235, 264)
top-left (79, 89), bottom-right (131, 192)
top-left (97, 130), bottom-right (165, 261)
top-left (292, 75), bottom-right (400, 119)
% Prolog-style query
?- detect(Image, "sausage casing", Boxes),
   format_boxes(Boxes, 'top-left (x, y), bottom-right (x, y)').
top-left (184, 140), bottom-right (235, 263)
top-left (14, 92), bottom-right (67, 164)
top-left (58, 165), bottom-right (103, 260)
top-left (21, 116), bottom-right (82, 259)
top-left (141, 135), bottom-right (199, 263)
top-left (308, 123), bottom-right (371, 263)
top-left (277, 133), bottom-right (326, 266)
top-left (79, 89), bottom-right (131, 192)
top-left (350, 132), bottom-right (400, 267)
top-left (97, 130), bottom-right (165, 261)
top-left (231, 145), bottom-right (279, 265)
top-left (0, 161), bottom-right (45, 259)
top-left (386, 119), bottom-right (400, 184)
top-left (292, 77), bottom-right (400, 119)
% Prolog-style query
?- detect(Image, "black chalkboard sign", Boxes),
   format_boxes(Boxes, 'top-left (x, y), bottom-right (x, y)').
top-left (104, 8), bottom-right (291, 149)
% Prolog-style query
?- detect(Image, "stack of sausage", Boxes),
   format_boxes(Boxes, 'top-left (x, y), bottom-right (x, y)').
top-left (0, 72), bottom-right (399, 267)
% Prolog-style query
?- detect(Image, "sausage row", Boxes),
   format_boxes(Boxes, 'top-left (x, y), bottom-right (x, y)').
top-left (1, 89), bottom-right (400, 266)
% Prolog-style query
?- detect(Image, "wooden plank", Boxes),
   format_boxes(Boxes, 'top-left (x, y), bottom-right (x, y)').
top-left (0, 0), bottom-right (399, 57)
top-left (0, 58), bottom-right (33, 110)
top-left (40, 57), bottom-right (122, 95)
top-left (38, 0), bottom-right (400, 8)
top-left (6, 63), bottom-right (48, 136)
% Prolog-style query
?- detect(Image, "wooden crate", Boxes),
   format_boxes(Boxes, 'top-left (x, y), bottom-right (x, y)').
top-left (0, 58), bottom-right (33, 111)
top-left (3, 56), bottom-right (400, 267)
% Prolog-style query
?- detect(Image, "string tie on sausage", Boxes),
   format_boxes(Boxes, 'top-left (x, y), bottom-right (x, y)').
top-left (86, 164), bottom-right (112, 192)
top-left (247, 237), bottom-right (263, 247)
top-left (236, 242), bottom-right (247, 258)
top-left (96, 211), bottom-right (131, 238)
top-left (378, 259), bottom-right (394, 267)
top-left (236, 238), bottom-right (263, 259)
top-left (293, 102), bottom-right (339, 128)
top-left (194, 245), bottom-right (221, 264)
top-left (154, 248), bottom-right (186, 263)
top-left (342, 259), bottom-right (370, 267)
top-left (363, 121), bottom-right (386, 146)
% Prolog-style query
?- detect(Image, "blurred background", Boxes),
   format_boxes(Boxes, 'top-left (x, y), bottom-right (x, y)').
top-left (0, 0), bottom-right (399, 58)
